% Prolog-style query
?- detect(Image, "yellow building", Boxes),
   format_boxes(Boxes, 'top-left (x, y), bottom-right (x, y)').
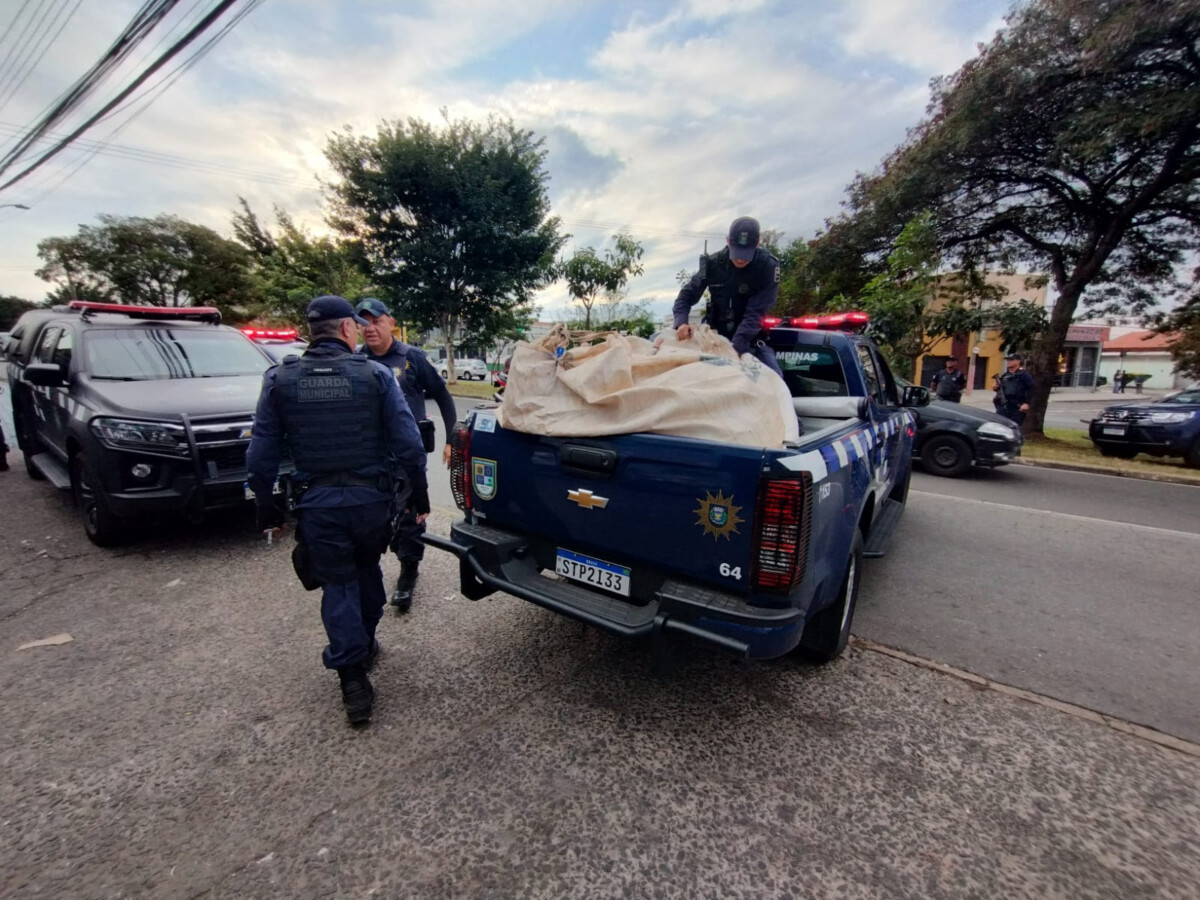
top-left (916, 273), bottom-right (1047, 393)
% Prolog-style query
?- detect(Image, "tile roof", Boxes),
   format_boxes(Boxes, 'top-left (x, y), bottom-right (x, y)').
top-left (1102, 330), bottom-right (1178, 352)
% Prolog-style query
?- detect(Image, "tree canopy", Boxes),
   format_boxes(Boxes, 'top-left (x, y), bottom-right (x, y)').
top-left (560, 233), bottom-right (644, 330)
top-left (324, 114), bottom-right (566, 378)
top-left (0, 295), bottom-right (37, 330)
top-left (232, 198), bottom-right (370, 329)
top-left (35, 214), bottom-right (255, 320)
top-left (820, 0), bottom-right (1200, 433)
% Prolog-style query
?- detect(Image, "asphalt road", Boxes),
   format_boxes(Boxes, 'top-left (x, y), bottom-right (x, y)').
top-left (2, 463), bottom-right (1197, 899)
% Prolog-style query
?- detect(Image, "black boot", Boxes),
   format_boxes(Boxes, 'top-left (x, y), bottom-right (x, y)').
top-left (337, 664), bottom-right (374, 726)
top-left (364, 637), bottom-right (380, 673)
top-left (390, 558), bottom-right (419, 613)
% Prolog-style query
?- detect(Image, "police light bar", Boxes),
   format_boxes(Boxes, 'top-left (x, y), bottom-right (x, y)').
top-left (764, 312), bottom-right (870, 333)
top-left (241, 327), bottom-right (299, 341)
top-left (69, 300), bottom-right (222, 324)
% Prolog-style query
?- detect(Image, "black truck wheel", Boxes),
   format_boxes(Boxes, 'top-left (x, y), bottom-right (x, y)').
top-left (1185, 440), bottom-right (1200, 470)
top-left (921, 433), bottom-right (973, 477)
top-left (798, 531), bottom-right (863, 663)
top-left (72, 456), bottom-right (126, 547)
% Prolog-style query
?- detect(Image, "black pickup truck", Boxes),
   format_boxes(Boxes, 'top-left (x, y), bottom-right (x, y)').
top-left (4, 301), bottom-right (277, 545)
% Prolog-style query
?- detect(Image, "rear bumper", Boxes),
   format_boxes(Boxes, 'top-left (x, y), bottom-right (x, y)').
top-left (425, 520), bottom-right (806, 660)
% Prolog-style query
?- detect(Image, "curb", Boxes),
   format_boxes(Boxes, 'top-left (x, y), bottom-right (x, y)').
top-left (1012, 456), bottom-right (1200, 486)
top-left (851, 637), bottom-right (1200, 760)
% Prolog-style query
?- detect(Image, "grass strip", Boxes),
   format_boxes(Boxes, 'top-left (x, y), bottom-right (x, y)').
top-left (1021, 427), bottom-right (1200, 483)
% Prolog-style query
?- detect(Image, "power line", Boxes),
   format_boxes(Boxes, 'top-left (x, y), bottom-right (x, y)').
top-left (0, 0), bottom-right (250, 193)
top-left (0, 0), bottom-right (85, 116)
top-left (0, 0), bottom-right (37, 53)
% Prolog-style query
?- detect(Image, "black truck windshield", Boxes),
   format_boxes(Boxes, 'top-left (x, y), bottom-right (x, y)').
top-left (86, 328), bottom-right (269, 380)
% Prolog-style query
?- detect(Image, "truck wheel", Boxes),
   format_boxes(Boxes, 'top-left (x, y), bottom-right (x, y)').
top-left (1097, 444), bottom-right (1138, 460)
top-left (439, 369), bottom-right (449, 380)
top-left (1185, 440), bottom-right (1200, 469)
top-left (921, 434), bottom-right (972, 477)
top-left (72, 456), bottom-right (126, 547)
top-left (798, 531), bottom-right (863, 663)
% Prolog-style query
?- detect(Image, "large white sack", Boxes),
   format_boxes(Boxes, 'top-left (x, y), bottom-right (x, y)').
top-left (495, 324), bottom-right (800, 448)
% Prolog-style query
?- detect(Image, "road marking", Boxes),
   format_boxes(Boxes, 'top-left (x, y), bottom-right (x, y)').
top-left (852, 637), bottom-right (1200, 760)
top-left (911, 490), bottom-right (1200, 541)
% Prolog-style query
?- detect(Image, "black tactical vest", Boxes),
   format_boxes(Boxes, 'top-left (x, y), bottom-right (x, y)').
top-left (703, 248), bottom-right (776, 339)
top-left (272, 350), bottom-right (385, 475)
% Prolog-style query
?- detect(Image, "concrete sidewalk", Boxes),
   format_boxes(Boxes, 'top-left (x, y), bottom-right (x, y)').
top-left (960, 385), bottom-right (1168, 409)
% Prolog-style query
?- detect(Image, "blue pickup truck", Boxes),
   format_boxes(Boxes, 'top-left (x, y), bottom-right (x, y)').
top-left (426, 315), bottom-right (916, 664)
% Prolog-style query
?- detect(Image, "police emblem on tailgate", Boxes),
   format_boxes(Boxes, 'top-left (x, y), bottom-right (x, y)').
top-left (694, 490), bottom-right (743, 540)
top-left (472, 458), bottom-right (497, 500)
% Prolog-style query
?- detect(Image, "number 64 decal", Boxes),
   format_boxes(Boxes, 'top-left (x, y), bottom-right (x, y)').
top-left (719, 562), bottom-right (742, 580)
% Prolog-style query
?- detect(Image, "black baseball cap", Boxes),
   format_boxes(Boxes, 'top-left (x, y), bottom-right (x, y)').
top-left (306, 295), bottom-right (367, 325)
top-left (728, 216), bottom-right (760, 262)
top-left (355, 297), bottom-right (391, 318)
top-left (1004, 353), bottom-right (1022, 361)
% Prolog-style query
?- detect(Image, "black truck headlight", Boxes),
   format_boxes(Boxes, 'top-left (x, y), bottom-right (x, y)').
top-left (90, 418), bottom-right (189, 456)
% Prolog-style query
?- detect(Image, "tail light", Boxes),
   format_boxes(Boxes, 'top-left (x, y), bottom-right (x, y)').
top-left (752, 475), bottom-right (813, 592)
top-left (449, 421), bottom-right (472, 511)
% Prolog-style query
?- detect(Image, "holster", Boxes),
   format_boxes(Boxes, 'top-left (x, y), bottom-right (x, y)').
top-left (291, 521), bottom-right (322, 592)
top-left (418, 418), bottom-right (436, 454)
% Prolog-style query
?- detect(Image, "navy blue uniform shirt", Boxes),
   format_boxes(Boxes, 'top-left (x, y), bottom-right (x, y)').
top-left (246, 338), bottom-right (428, 509)
top-left (360, 338), bottom-right (457, 446)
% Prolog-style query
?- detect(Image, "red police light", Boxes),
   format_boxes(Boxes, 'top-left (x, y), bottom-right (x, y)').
top-left (68, 300), bottom-right (222, 323)
top-left (242, 327), bottom-right (299, 341)
top-left (762, 316), bottom-right (784, 328)
top-left (787, 312), bottom-right (870, 332)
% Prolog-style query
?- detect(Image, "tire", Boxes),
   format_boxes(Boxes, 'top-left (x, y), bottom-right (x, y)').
top-left (72, 455), bottom-right (127, 547)
top-left (19, 421), bottom-right (46, 480)
top-left (439, 369), bottom-right (448, 380)
top-left (798, 530), bottom-right (863, 663)
top-left (1097, 444), bottom-right (1138, 460)
top-left (920, 433), bottom-right (973, 478)
top-left (1185, 440), bottom-right (1200, 470)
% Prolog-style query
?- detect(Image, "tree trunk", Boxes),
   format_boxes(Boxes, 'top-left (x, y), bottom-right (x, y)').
top-left (442, 315), bottom-right (457, 385)
top-left (1024, 281), bottom-right (1081, 436)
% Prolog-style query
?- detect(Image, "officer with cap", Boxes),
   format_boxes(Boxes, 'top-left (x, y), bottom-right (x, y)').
top-left (995, 354), bottom-right (1035, 425)
top-left (354, 297), bottom-right (457, 614)
top-left (246, 295), bottom-right (430, 726)
top-left (671, 216), bottom-right (783, 375)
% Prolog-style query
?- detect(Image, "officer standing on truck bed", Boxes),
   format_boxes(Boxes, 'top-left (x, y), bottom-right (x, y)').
top-left (246, 295), bottom-right (430, 726)
top-left (672, 215), bottom-right (783, 375)
top-left (355, 297), bottom-right (456, 614)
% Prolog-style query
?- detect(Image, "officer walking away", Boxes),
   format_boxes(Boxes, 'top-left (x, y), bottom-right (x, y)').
top-left (672, 216), bottom-right (783, 376)
top-left (354, 297), bottom-right (456, 614)
top-left (246, 295), bottom-right (430, 726)
top-left (929, 357), bottom-right (967, 402)
top-left (995, 354), bottom-right (1035, 426)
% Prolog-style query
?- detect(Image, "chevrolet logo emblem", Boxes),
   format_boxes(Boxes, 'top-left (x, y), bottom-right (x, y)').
top-left (568, 489), bottom-right (609, 510)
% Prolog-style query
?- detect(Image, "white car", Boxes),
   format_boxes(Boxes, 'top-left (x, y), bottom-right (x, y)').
top-left (439, 357), bottom-right (489, 380)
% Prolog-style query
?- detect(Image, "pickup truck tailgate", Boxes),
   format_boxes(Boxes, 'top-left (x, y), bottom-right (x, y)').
top-left (462, 415), bottom-right (767, 598)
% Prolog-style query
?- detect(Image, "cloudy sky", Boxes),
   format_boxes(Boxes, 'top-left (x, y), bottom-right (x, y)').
top-left (0, 0), bottom-right (1011, 320)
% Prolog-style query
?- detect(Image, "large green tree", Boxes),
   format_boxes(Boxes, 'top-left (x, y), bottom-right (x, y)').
top-left (35, 214), bottom-right (256, 321)
top-left (232, 198), bottom-right (371, 329)
top-left (0, 295), bottom-right (37, 330)
top-left (324, 114), bottom-right (566, 380)
top-left (560, 233), bottom-right (644, 330)
top-left (824, 0), bottom-right (1200, 434)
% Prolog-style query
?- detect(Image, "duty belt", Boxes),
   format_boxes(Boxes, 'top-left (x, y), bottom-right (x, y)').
top-left (304, 472), bottom-right (390, 490)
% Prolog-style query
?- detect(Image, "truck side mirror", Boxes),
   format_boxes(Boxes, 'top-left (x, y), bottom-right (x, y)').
top-left (902, 384), bottom-right (931, 407)
top-left (24, 361), bottom-right (66, 387)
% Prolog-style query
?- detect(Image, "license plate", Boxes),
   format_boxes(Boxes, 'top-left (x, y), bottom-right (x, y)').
top-left (555, 549), bottom-right (631, 597)
top-left (1102, 426), bottom-right (1127, 436)
top-left (243, 479), bottom-right (282, 500)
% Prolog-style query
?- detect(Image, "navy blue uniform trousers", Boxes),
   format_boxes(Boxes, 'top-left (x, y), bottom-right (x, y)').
top-left (298, 499), bottom-right (391, 670)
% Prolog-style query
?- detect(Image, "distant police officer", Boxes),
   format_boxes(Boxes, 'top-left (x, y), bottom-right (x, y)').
top-left (930, 357), bottom-right (967, 402)
top-left (672, 216), bottom-right (783, 375)
top-left (354, 297), bottom-right (457, 614)
top-left (995, 354), bottom-right (1035, 425)
top-left (246, 295), bottom-right (430, 726)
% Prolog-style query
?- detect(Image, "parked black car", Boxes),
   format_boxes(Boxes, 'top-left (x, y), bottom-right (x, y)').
top-left (1088, 389), bottom-right (1200, 467)
top-left (4, 301), bottom-right (279, 545)
top-left (901, 382), bottom-right (1024, 477)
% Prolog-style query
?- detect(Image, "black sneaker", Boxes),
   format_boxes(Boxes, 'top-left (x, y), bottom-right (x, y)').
top-left (337, 665), bottom-right (374, 726)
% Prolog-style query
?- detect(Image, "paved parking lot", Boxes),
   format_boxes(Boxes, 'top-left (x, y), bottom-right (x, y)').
top-left (1, 468), bottom-right (1197, 899)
